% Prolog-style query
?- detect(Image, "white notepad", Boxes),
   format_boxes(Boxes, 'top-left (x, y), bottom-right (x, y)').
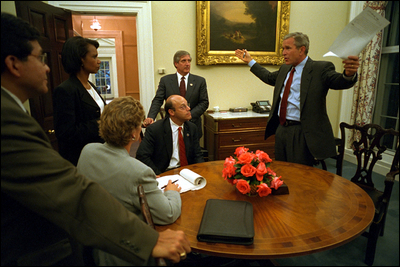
top-left (157, 169), bottom-right (206, 193)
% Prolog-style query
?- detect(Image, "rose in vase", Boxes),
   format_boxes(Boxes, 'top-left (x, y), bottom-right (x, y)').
top-left (222, 146), bottom-right (283, 197)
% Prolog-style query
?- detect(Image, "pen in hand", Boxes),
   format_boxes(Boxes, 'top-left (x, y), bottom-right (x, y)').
top-left (243, 49), bottom-right (246, 59)
top-left (161, 179), bottom-right (179, 189)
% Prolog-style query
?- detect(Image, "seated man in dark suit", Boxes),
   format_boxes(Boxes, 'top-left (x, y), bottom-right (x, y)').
top-left (137, 95), bottom-right (204, 175)
top-left (143, 50), bottom-right (209, 139)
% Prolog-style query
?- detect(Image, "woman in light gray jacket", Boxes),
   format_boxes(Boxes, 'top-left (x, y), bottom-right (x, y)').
top-left (77, 96), bottom-right (181, 266)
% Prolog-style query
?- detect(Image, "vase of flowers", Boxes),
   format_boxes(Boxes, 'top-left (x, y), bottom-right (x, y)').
top-left (222, 146), bottom-right (286, 197)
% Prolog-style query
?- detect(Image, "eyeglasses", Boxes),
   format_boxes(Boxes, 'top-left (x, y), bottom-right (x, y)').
top-left (30, 53), bottom-right (47, 65)
top-left (178, 103), bottom-right (190, 110)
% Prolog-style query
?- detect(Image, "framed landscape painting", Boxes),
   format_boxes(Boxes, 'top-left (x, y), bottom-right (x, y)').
top-left (196, 1), bottom-right (290, 65)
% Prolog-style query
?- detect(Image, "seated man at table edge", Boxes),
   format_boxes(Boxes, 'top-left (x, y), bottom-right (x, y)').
top-left (137, 95), bottom-right (204, 175)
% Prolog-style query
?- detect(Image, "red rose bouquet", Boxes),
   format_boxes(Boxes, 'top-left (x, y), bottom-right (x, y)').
top-left (222, 146), bottom-right (283, 197)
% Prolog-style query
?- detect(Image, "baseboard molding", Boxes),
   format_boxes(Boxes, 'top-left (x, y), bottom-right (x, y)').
top-left (344, 148), bottom-right (398, 181)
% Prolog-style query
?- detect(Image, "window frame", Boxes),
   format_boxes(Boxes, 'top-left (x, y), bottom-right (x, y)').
top-left (89, 55), bottom-right (119, 103)
top-left (372, 1), bottom-right (399, 153)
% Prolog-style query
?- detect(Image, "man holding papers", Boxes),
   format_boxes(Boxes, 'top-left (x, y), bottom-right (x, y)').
top-left (235, 32), bottom-right (360, 167)
top-left (137, 95), bottom-right (204, 175)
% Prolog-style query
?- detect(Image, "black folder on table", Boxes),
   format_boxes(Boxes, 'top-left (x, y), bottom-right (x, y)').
top-left (197, 199), bottom-right (254, 245)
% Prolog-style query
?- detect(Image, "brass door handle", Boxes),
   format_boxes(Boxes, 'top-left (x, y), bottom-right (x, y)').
top-left (47, 129), bottom-right (55, 134)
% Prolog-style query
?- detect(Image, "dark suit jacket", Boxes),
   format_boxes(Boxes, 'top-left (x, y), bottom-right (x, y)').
top-left (136, 117), bottom-right (204, 175)
top-left (53, 75), bottom-right (106, 165)
top-left (147, 73), bottom-right (209, 138)
top-left (1, 88), bottom-right (158, 266)
top-left (250, 58), bottom-right (357, 160)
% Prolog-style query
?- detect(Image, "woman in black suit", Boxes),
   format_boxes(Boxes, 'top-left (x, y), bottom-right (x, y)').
top-left (53, 36), bottom-right (106, 165)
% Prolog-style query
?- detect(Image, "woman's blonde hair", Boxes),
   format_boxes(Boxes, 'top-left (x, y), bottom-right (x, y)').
top-left (99, 96), bottom-right (145, 147)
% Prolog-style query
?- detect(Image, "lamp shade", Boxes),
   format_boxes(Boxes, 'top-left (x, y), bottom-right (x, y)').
top-left (90, 17), bottom-right (101, 31)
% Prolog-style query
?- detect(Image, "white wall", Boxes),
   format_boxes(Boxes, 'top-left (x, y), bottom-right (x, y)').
top-left (2, 1), bottom-right (352, 136)
top-left (151, 1), bottom-right (351, 136)
top-left (4, 1), bottom-right (393, 177)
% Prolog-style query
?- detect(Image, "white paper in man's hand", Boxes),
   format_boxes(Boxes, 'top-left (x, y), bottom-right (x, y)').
top-left (323, 7), bottom-right (390, 59)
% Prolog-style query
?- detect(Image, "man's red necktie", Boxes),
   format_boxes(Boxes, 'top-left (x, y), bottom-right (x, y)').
top-left (279, 68), bottom-right (295, 125)
top-left (178, 127), bottom-right (188, 166)
top-left (179, 77), bottom-right (186, 97)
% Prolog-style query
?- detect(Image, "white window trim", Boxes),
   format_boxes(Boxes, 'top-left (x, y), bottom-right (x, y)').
top-left (90, 55), bottom-right (118, 102)
top-left (339, 1), bottom-right (396, 178)
top-left (338, 1), bottom-right (365, 131)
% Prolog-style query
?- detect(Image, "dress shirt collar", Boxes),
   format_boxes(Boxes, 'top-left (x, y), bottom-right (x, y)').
top-left (169, 118), bottom-right (184, 133)
top-left (177, 72), bottom-right (189, 82)
top-left (292, 56), bottom-right (308, 73)
top-left (1, 86), bottom-right (27, 113)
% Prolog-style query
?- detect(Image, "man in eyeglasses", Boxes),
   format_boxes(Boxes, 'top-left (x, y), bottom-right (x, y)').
top-left (143, 50), bottom-right (209, 139)
top-left (137, 95), bottom-right (205, 175)
top-left (1, 12), bottom-right (190, 266)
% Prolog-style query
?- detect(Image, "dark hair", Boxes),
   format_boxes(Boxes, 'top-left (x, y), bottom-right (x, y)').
top-left (61, 36), bottom-right (99, 75)
top-left (1, 12), bottom-right (41, 73)
top-left (164, 96), bottom-right (175, 116)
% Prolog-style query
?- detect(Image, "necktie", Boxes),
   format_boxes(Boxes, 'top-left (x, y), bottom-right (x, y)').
top-left (179, 76), bottom-right (186, 97)
top-left (178, 127), bottom-right (188, 166)
top-left (279, 68), bottom-right (295, 125)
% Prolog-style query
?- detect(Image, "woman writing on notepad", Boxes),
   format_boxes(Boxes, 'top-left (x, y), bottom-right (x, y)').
top-left (77, 96), bottom-right (181, 266)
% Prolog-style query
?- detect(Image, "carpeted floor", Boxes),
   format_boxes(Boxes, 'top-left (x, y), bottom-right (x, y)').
top-left (272, 157), bottom-right (399, 267)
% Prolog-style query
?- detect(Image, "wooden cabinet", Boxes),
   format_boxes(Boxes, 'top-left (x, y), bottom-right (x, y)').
top-left (204, 111), bottom-right (275, 161)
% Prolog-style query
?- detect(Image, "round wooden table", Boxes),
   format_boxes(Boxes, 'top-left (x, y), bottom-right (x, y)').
top-left (156, 160), bottom-right (374, 259)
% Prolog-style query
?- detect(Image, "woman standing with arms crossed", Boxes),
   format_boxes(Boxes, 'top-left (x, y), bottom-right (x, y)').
top-left (53, 36), bottom-right (106, 165)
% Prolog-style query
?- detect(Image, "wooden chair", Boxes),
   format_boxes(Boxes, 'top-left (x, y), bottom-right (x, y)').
top-left (336, 122), bottom-right (399, 266)
top-left (137, 185), bottom-right (167, 266)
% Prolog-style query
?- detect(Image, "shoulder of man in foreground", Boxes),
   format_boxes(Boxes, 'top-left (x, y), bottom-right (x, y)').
top-left (2, 91), bottom-right (159, 265)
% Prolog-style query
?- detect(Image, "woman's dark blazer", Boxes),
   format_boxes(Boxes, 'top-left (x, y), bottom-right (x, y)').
top-left (53, 75), bottom-right (106, 165)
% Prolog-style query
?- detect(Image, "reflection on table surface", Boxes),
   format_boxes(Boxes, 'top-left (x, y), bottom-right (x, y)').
top-left (156, 160), bottom-right (374, 259)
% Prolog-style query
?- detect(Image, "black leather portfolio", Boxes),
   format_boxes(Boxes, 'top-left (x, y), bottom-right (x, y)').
top-left (197, 199), bottom-right (254, 245)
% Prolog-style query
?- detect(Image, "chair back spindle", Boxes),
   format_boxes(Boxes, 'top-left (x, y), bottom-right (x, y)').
top-left (138, 185), bottom-right (167, 266)
top-left (336, 122), bottom-right (399, 266)
top-left (337, 122), bottom-right (398, 188)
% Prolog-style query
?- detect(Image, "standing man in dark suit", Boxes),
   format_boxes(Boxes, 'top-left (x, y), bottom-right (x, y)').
top-left (137, 95), bottom-right (204, 175)
top-left (1, 12), bottom-right (190, 266)
top-left (143, 50), bottom-right (209, 138)
top-left (235, 32), bottom-right (360, 166)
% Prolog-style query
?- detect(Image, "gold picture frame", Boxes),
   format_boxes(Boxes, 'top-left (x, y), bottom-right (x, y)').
top-left (196, 1), bottom-right (290, 65)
